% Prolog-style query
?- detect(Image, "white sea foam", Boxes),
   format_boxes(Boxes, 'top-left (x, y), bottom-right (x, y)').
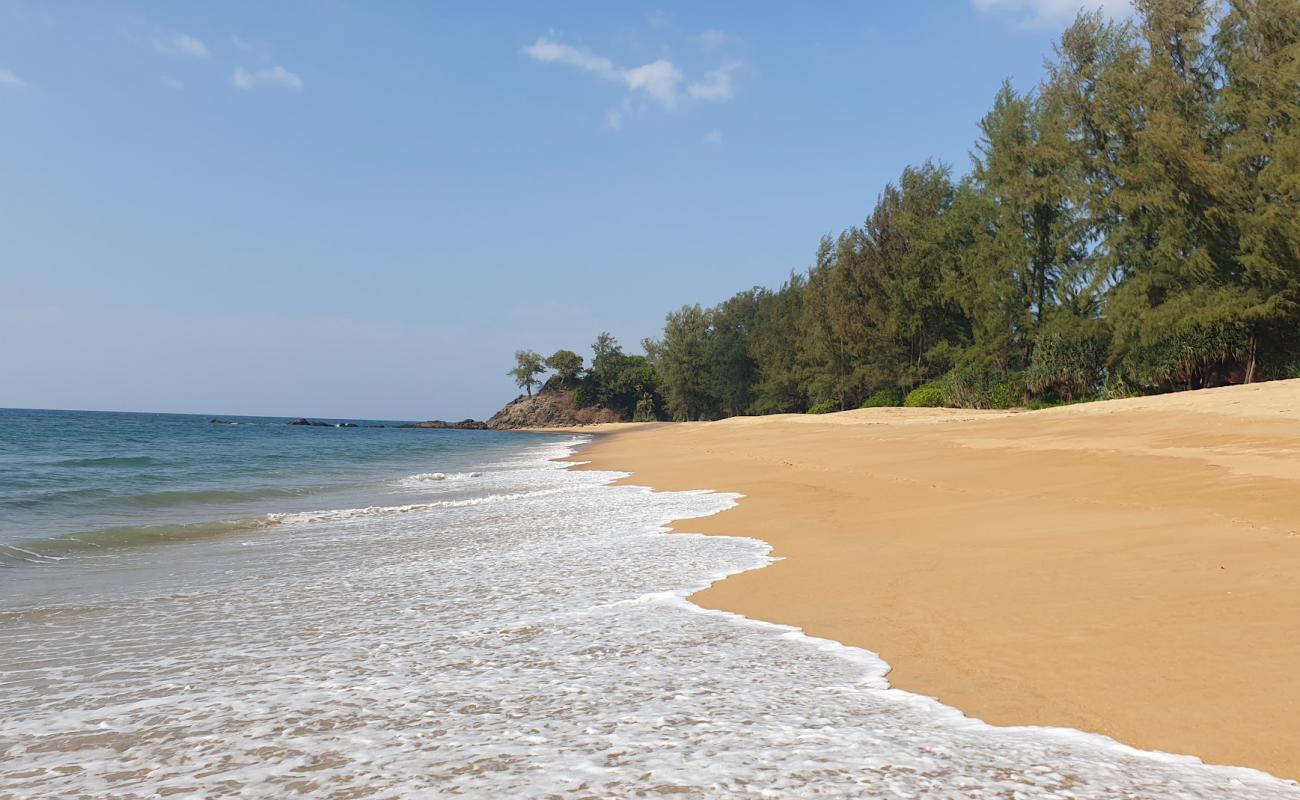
top-left (1, 437), bottom-right (1297, 798)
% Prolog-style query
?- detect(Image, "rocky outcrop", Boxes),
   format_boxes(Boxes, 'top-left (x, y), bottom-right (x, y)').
top-left (400, 419), bottom-right (489, 430)
top-left (288, 418), bottom-right (335, 427)
top-left (487, 381), bottom-right (620, 429)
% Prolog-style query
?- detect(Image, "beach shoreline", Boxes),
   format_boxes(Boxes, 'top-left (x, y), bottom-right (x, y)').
top-left (557, 380), bottom-right (1300, 782)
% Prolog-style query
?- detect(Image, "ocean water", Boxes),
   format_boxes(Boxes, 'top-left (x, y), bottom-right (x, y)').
top-left (2, 410), bottom-right (1298, 798)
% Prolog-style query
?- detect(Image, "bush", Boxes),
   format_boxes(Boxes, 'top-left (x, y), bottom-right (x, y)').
top-left (944, 362), bottom-right (997, 408)
top-left (903, 382), bottom-right (948, 408)
top-left (860, 388), bottom-right (903, 408)
top-left (989, 374), bottom-right (1027, 409)
top-left (1027, 327), bottom-right (1108, 401)
top-left (806, 399), bottom-right (839, 414)
top-left (572, 378), bottom-right (599, 409)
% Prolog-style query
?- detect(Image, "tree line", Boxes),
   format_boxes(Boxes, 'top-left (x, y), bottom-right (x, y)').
top-left (515, 1), bottom-right (1299, 421)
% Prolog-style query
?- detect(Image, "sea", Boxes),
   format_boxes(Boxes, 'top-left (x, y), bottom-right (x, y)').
top-left (1, 407), bottom-right (1297, 799)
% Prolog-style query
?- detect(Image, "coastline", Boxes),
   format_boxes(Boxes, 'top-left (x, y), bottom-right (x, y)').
top-left (557, 380), bottom-right (1300, 782)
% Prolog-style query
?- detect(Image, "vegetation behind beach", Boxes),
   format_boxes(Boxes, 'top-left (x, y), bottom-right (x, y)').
top-left (510, 1), bottom-right (1299, 422)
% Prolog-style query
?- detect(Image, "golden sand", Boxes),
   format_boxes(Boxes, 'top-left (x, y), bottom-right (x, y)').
top-left (562, 380), bottom-right (1300, 780)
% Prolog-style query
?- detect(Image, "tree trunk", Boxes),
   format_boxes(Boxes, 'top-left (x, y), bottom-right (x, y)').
top-left (1245, 333), bottom-right (1258, 384)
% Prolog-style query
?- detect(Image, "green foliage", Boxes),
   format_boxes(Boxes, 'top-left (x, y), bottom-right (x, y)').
top-left (860, 388), bottom-right (904, 408)
top-left (904, 382), bottom-right (949, 408)
top-left (1117, 322), bottom-right (1251, 391)
top-left (1026, 323), bottom-right (1109, 401)
top-left (508, 350), bottom-right (545, 397)
top-left (572, 378), bottom-right (599, 409)
top-left (990, 374), bottom-right (1028, 409)
top-left (806, 399), bottom-right (839, 414)
top-left (544, 349), bottom-right (584, 385)
top-left (943, 362), bottom-right (998, 408)
top-left (633, 393), bottom-right (658, 422)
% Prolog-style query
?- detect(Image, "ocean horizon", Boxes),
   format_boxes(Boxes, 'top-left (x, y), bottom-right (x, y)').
top-left (3, 409), bottom-right (1298, 798)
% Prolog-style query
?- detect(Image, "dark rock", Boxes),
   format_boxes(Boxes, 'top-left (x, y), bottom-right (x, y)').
top-left (339, 423), bottom-right (359, 428)
top-left (288, 418), bottom-right (333, 427)
top-left (210, 418), bottom-right (231, 424)
top-left (399, 419), bottom-right (488, 430)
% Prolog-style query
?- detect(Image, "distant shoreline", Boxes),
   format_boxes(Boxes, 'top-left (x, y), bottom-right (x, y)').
top-left (561, 380), bottom-right (1300, 782)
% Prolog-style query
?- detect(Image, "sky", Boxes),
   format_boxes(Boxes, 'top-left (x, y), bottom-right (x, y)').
top-left (0, 0), bottom-right (1133, 420)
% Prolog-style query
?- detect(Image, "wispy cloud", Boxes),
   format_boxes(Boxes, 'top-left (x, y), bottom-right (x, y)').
top-left (232, 65), bottom-right (303, 91)
top-left (155, 31), bottom-right (210, 58)
top-left (702, 130), bottom-right (723, 145)
top-left (687, 63), bottom-right (737, 101)
top-left (523, 35), bottom-right (737, 112)
top-left (231, 34), bottom-right (254, 50)
top-left (690, 29), bottom-right (740, 51)
top-left (972, 0), bottom-right (1133, 26)
top-left (0, 68), bottom-right (25, 89)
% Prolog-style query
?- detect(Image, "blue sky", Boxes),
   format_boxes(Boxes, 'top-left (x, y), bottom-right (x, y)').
top-left (0, 0), bottom-right (1130, 420)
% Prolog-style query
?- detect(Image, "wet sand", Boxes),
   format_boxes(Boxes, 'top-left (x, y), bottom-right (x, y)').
top-left (563, 381), bottom-right (1300, 780)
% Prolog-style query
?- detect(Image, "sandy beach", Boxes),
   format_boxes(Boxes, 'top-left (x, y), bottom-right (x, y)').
top-left (566, 380), bottom-right (1300, 781)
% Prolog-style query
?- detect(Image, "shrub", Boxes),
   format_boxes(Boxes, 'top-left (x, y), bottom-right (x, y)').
top-left (944, 362), bottom-right (998, 408)
top-left (1027, 327), bottom-right (1108, 401)
top-left (903, 382), bottom-right (948, 408)
top-left (860, 388), bottom-right (904, 408)
top-left (806, 399), bottom-right (839, 414)
top-left (989, 373), bottom-right (1027, 409)
top-left (572, 378), bottom-right (599, 409)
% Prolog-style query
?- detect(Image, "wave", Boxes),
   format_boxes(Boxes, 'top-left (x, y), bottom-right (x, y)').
top-left (1, 487), bottom-right (575, 566)
top-left (266, 487), bottom-right (570, 525)
top-left (0, 517), bottom-right (281, 565)
top-left (406, 471), bottom-right (483, 481)
top-left (4, 484), bottom-right (322, 513)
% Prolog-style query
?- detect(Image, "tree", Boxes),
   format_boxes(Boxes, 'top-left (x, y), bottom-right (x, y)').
top-left (509, 350), bottom-right (545, 397)
top-left (656, 305), bottom-right (719, 421)
top-left (1216, 0), bottom-right (1300, 379)
top-left (544, 349), bottom-right (584, 385)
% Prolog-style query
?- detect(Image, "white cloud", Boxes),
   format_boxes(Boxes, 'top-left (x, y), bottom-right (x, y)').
top-left (687, 63), bottom-right (736, 101)
top-left (702, 130), bottom-right (723, 145)
top-left (0, 68), bottom-right (24, 89)
top-left (232, 65), bottom-right (303, 91)
top-left (231, 34), bottom-right (253, 50)
top-left (972, 0), bottom-right (1133, 25)
top-left (522, 38), bottom-right (619, 78)
top-left (691, 29), bottom-right (739, 51)
top-left (605, 109), bottom-right (623, 129)
top-left (523, 35), bottom-right (737, 111)
top-left (622, 59), bottom-right (683, 107)
top-left (161, 77), bottom-right (183, 90)
top-left (155, 31), bottom-right (210, 58)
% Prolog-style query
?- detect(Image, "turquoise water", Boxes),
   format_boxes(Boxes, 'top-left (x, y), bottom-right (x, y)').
top-left (0, 408), bottom-right (533, 563)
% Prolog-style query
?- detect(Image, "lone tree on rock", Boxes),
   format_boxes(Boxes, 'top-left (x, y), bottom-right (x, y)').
top-left (510, 350), bottom-right (546, 397)
top-left (545, 349), bottom-right (584, 385)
